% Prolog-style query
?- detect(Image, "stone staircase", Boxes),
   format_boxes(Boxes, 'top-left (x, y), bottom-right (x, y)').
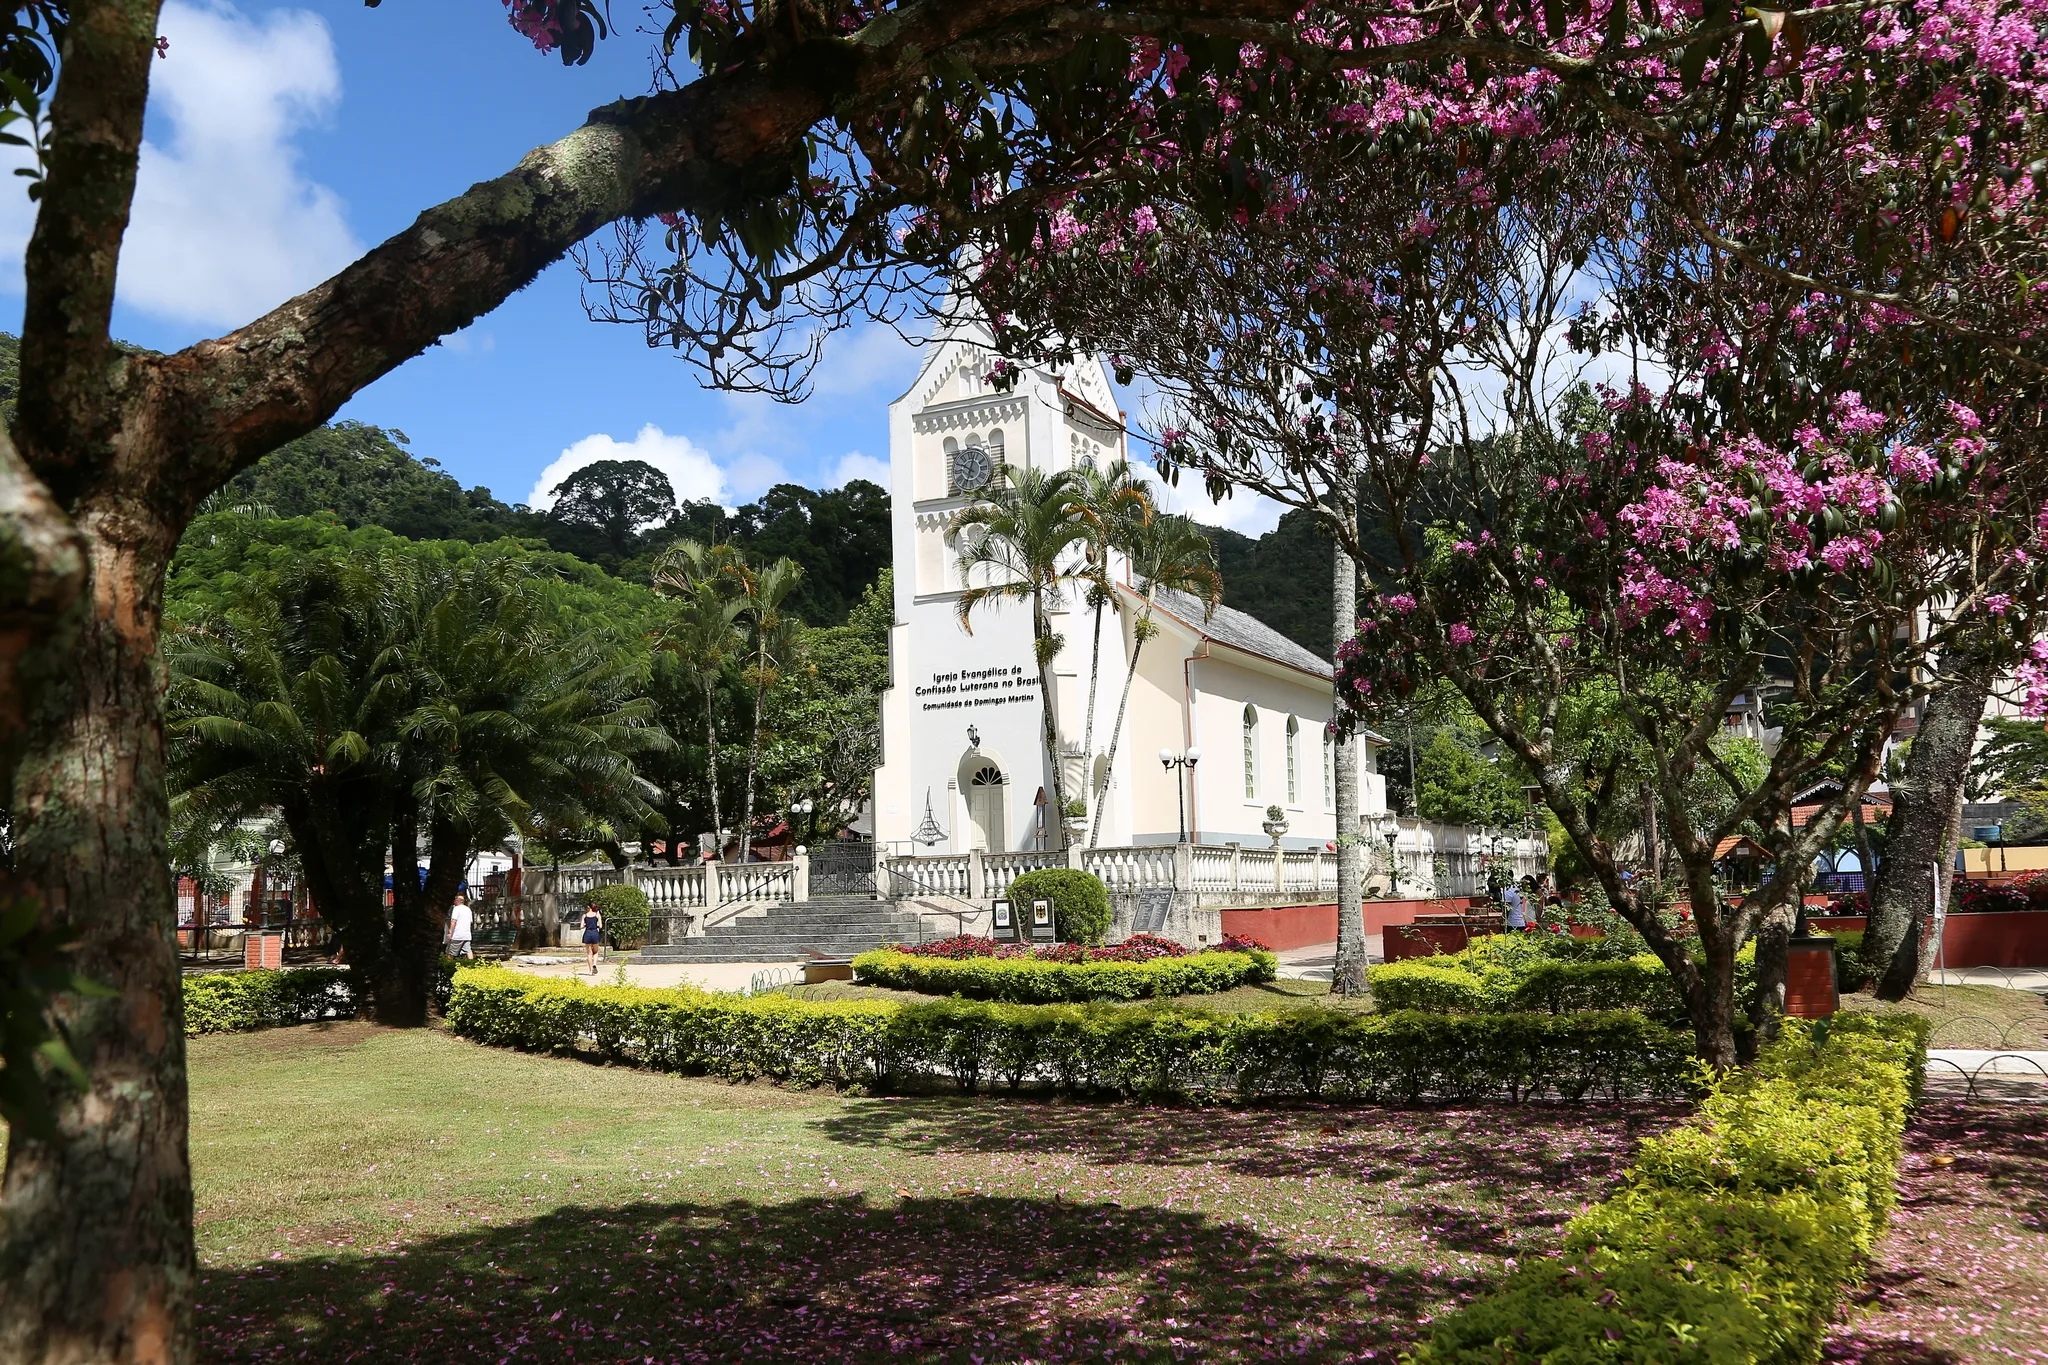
top-left (636, 895), bottom-right (937, 964)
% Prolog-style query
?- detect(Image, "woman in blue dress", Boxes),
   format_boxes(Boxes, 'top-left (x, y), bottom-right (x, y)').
top-left (580, 900), bottom-right (605, 974)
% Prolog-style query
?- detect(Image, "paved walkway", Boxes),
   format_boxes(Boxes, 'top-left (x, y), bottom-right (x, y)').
top-left (1927, 966), bottom-right (2048, 993)
top-left (1273, 938), bottom-right (1380, 982)
top-left (505, 953), bottom-right (800, 993)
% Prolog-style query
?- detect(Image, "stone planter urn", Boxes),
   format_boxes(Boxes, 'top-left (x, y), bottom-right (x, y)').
top-left (1262, 804), bottom-right (1289, 849)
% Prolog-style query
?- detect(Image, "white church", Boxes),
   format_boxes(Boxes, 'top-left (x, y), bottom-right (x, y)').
top-left (871, 317), bottom-right (1394, 857)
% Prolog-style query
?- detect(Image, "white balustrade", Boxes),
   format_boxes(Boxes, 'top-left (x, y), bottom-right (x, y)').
top-left (636, 865), bottom-right (709, 909)
top-left (1189, 845), bottom-right (1237, 893)
top-left (982, 850), bottom-right (1061, 897)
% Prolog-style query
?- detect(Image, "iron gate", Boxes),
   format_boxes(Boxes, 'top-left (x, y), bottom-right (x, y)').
top-left (809, 841), bottom-right (878, 896)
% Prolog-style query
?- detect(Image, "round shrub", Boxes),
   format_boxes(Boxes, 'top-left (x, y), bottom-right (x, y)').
top-left (584, 883), bottom-right (652, 948)
top-left (1006, 868), bottom-right (1112, 945)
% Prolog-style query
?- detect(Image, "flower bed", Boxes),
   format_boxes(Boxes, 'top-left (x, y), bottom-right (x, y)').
top-left (1411, 1013), bottom-right (1928, 1364)
top-left (854, 936), bottom-right (1277, 1001)
top-left (444, 966), bottom-right (1694, 1102)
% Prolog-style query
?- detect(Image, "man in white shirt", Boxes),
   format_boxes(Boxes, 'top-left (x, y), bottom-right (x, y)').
top-left (1501, 881), bottom-right (1527, 930)
top-left (446, 893), bottom-right (474, 958)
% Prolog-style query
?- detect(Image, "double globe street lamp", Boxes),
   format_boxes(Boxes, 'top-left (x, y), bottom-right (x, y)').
top-left (1158, 747), bottom-right (1202, 844)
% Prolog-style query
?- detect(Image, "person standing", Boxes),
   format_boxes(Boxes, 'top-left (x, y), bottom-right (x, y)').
top-left (1501, 879), bottom-right (1528, 931)
top-left (580, 900), bottom-right (605, 975)
top-left (445, 893), bottom-right (474, 959)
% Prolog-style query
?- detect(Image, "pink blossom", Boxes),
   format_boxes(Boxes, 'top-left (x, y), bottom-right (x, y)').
top-left (1384, 593), bottom-right (1418, 615)
top-left (1447, 623), bottom-right (1476, 646)
top-left (1131, 205), bottom-right (1160, 235)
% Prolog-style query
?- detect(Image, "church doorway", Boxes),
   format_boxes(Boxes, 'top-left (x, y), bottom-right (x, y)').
top-left (965, 761), bottom-right (1008, 852)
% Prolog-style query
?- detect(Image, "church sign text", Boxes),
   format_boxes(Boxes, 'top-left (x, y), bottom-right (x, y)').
top-left (916, 665), bottom-right (1037, 712)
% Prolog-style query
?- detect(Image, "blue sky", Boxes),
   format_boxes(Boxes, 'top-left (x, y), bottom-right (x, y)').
top-left (0, 0), bottom-right (1283, 530)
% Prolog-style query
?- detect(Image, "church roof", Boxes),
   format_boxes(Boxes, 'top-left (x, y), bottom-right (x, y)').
top-left (1146, 586), bottom-right (1333, 679)
top-left (1142, 587), bottom-right (1392, 744)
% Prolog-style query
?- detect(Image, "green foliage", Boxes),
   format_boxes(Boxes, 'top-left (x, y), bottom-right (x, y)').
top-left (851, 947), bottom-right (1277, 1002)
top-left (1415, 726), bottom-right (1528, 827)
top-left (182, 968), bottom-right (357, 1035)
top-left (182, 961), bottom-right (464, 1035)
top-left (1369, 931), bottom-right (1759, 1023)
top-left (1411, 1015), bottom-right (1927, 1364)
top-left (1829, 930), bottom-right (1871, 992)
top-left (1973, 716), bottom-right (2048, 821)
top-left (582, 884), bottom-right (652, 948)
top-left (212, 422), bottom-right (535, 546)
top-left (546, 458), bottom-right (679, 559)
top-left (444, 966), bottom-right (1696, 1101)
top-left (1006, 868), bottom-right (1113, 945)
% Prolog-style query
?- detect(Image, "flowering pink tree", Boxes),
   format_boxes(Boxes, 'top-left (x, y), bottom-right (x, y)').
top-left (972, 81), bottom-right (2048, 1061)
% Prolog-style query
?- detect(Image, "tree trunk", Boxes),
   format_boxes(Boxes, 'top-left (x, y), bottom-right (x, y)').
top-left (700, 671), bottom-right (724, 859)
top-left (1686, 927), bottom-right (1742, 1069)
top-left (1331, 515), bottom-right (1368, 996)
top-left (1865, 655), bottom-right (1994, 999)
top-left (1747, 897), bottom-right (1797, 1042)
top-left (1079, 587), bottom-right (1107, 822)
top-left (376, 801), bottom-right (437, 1027)
top-left (0, 523), bottom-right (197, 1365)
top-left (1032, 596), bottom-right (1069, 846)
top-left (738, 679), bottom-right (765, 865)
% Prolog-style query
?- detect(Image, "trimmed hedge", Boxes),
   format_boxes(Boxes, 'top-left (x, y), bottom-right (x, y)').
top-left (444, 966), bottom-right (1694, 1101)
top-left (583, 883), bottom-right (652, 948)
top-left (1410, 1013), bottom-right (1929, 1364)
top-left (1369, 933), bottom-right (1759, 1019)
top-left (1006, 868), bottom-right (1112, 945)
top-left (182, 959), bottom-right (461, 1034)
top-left (851, 945), bottom-right (1279, 1002)
top-left (184, 967), bottom-right (355, 1034)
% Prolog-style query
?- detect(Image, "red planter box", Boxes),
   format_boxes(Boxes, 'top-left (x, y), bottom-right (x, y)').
top-left (1219, 897), bottom-right (1489, 953)
top-left (1933, 910), bottom-right (2048, 969)
top-left (243, 932), bottom-right (283, 970)
top-left (1785, 939), bottom-right (1838, 1018)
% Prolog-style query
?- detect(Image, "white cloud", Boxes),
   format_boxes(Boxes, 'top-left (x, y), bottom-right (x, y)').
top-left (528, 425), bottom-right (730, 512)
top-left (726, 452), bottom-right (790, 501)
top-left (825, 451), bottom-right (890, 489)
top-left (811, 324), bottom-right (921, 398)
top-left (0, 2), bottom-right (363, 326)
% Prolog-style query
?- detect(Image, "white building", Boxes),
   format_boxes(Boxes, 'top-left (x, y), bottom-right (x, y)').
top-left (871, 318), bottom-right (1391, 855)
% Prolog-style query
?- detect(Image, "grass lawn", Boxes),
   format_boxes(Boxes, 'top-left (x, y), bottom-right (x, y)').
top-left (1823, 1102), bottom-right (2048, 1364)
top-left (190, 1022), bottom-right (1676, 1363)
top-left (1839, 983), bottom-right (2048, 1051)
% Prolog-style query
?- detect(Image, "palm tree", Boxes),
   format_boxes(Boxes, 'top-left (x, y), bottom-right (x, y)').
top-left (388, 555), bottom-right (666, 942)
top-left (728, 554), bottom-right (805, 865)
top-left (653, 540), bottom-right (745, 858)
top-left (1071, 459), bottom-right (1152, 831)
top-left (1089, 512), bottom-right (1221, 847)
top-left (167, 551), bottom-right (409, 1015)
top-left (952, 465), bottom-right (1091, 842)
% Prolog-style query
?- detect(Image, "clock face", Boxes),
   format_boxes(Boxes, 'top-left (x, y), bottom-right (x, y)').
top-left (954, 445), bottom-right (993, 493)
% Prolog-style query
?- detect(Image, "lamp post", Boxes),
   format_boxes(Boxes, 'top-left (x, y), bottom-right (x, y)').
top-left (1370, 811), bottom-right (1402, 896)
top-left (1158, 747), bottom-right (1202, 844)
top-left (790, 797), bottom-right (815, 847)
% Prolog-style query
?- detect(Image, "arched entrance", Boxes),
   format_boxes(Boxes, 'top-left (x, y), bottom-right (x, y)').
top-left (964, 760), bottom-right (1008, 852)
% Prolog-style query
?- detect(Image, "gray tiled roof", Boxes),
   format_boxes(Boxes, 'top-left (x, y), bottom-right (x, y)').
top-left (1147, 586), bottom-right (1334, 678)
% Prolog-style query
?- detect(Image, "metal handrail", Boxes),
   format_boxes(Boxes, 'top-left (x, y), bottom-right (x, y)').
top-left (873, 859), bottom-right (984, 940)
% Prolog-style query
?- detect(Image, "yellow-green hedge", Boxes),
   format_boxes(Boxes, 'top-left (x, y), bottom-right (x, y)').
top-left (442, 965), bottom-right (1693, 1101)
top-left (1409, 1013), bottom-right (1929, 1364)
top-left (850, 946), bottom-right (1278, 1002)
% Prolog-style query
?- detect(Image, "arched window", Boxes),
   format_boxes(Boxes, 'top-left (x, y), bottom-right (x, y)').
top-left (1242, 705), bottom-right (1258, 800)
top-left (1324, 731), bottom-right (1336, 811)
top-left (1286, 716), bottom-right (1300, 804)
top-left (987, 428), bottom-right (1004, 467)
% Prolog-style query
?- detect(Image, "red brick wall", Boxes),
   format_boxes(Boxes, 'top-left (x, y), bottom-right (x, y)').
top-left (1219, 897), bottom-right (1489, 952)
